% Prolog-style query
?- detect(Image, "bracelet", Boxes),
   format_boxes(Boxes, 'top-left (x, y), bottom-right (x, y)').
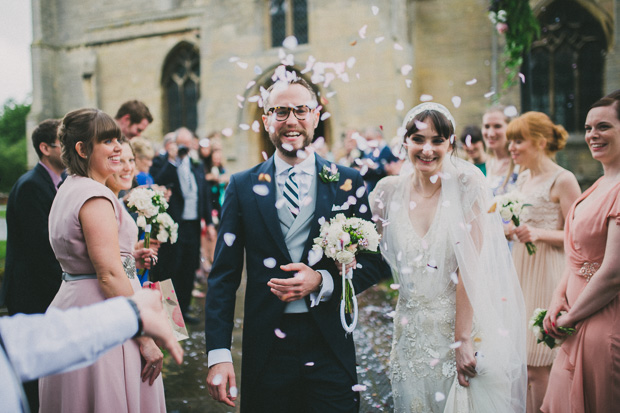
top-left (126, 298), bottom-right (144, 338)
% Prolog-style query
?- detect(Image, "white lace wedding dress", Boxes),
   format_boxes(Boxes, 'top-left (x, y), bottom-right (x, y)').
top-left (370, 158), bottom-right (527, 413)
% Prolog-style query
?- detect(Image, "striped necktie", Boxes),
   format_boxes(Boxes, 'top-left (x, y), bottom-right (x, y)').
top-left (283, 170), bottom-right (300, 217)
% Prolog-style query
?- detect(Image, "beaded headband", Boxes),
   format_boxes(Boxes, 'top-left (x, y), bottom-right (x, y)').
top-left (402, 102), bottom-right (456, 131)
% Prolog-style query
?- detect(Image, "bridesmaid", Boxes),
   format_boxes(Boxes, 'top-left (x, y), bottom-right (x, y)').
top-left (483, 106), bottom-right (519, 195)
top-left (505, 112), bottom-right (580, 413)
top-left (542, 92), bottom-right (620, 412)
top-left (39, 109), bottom-right (166, 412)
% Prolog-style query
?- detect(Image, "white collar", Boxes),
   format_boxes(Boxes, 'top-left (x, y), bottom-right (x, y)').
top-left (274, 150), bottom-right (316, 177)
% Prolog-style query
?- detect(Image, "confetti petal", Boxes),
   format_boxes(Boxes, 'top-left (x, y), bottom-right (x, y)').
top-left (352, 384), bottom-right (367, 392)
top-left (356, 186), bottom-right (366, 198)
top-left (239, 123), bottom-right (250, 130)
top-left (340, 179), bottom-right (353, 191)
top-left (466, 78), bottom-right (477, 85)
top-left (420, 94), bottom-right (433, 102)
top-left (263, 258), bottom-right (277, 268)
top-left (374, 36), bottom-right (385, 44)
top-left (405, 79), bottom-right (412, 88)
top-left (450, 341), bottom-right (462, 349)
top-left (308, 249), bottom-right (323, 266)
top-left (321, 112), bottom-right (331, 121)
top-left (236, 61), bottom-right (248, 69)
top-left (212, 374), bottom-right (223, 385)
top-left (346, 56), bottom-right (356, 68)
top-left (275, 328), bottom-right (286, 339)
top-left (435, 392), bottom-right (445, 402)
top-left (253, 184), bottom-right (269, 196)
top-left (223, 233), bottom-right (236, 246)
top-left (394, 43), bottom-right (403, 51)
top-left (282, 35), bottom-right (298, 50)
top-left (305, 362), bottom-right (315, 367)
top-left (371, 5), bottom-right (379, 15)
top-left (390, 283), bottom-right (400, 290)
top-left (400, 64), bottom-right (413, 76)
top-left (450, 272), bottom-right (459, 284)
top-left (359, 204), bottom-right (368, 214)
top-left (229, 386), bottom-right (238, 398)
top-left (358, 25), bottom-right (368, 39)
top-left (451, 96), bottom-right (461, 108)
top-left (430, 358), bottom-right (440, 367)
top-left (396, 99), bottom-right (404, 111)
top-left (222, 128), bottom-right (233, 137)
top-left (504, 105), bottom-right (518, 118)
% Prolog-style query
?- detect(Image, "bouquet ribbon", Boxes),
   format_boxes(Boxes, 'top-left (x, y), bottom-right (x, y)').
top-left (340, 262), bottom-right (358, 334)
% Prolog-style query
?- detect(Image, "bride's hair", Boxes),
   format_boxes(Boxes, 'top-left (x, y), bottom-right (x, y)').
top-left (506, 111), bottom-right (568, 157)
top-left (403, 109), bottom-right (456, 151)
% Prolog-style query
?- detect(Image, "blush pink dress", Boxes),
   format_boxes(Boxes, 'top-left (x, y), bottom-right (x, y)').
top-left (541, 177), bottom-right (620, 413)
top-left (39, 175), bottom-right (166, 412)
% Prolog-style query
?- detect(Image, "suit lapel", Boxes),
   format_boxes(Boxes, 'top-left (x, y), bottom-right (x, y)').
top-left (301, 156), bottom-right (337, 261)
top-left (251, 158), bottom-right (292, 262)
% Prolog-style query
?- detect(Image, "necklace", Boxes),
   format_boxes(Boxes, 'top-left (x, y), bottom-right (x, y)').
top-left (414, 182), bottom-right (441, 199)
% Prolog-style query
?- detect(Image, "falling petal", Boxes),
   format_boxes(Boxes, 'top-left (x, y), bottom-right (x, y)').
top-left (236, 94), bottom-right (245, 102)
top-left (374, 36), bottom-right (385, 44)
top-left (247, 95), bottom-right (260, 102)
top-left (350, 40), bottom-right (357, 46)
top-left (386, 310), bottom-right (396, 318)
top-left (246, 80), bottom-right (256, 90)
top-left (405, 79), bottom-right (412, 88)
top-left (212, 374), bottom-right (223, 385)
top-left (415, 120), bottom-right (428, 130)
top-left (346, 56), bottom-right (356, 68)
top-left (239, 123), bottom-right (250, 130)
top-left (352, 384), bottom-right (367, 392)
top-left (442, 200), bottom-right (450, 207)
top-left (253, 184), bottom-right (269, 196)
top-left (229, 387), bottom-right (238, 398)
top-left (262, 151), bottom-right (268, 161)
top-left (390, 283), bottom-right (400, 290)
top-left (275, 328), bottom-right (286, 339)
top-left (356, 186), bottom-right (366, 198)
top-left (430, 358), bottom-right (440, 367)
top-left (435, 392), bottom-right (446, 402)
top-left (223, 233), bottom-right (236, 246)
top-left (429, 175), bottom-right (439, 184)
top-left (321, 112), bottom-right (331, 121)
top-left (465, 134), bottom-right (472, 147)
top-left (263, 258), bottom-right (277, 268)
top-left (400, 316), bottom-right (408, 325)
top-left (308, 249), bottom-right (323, 266)
top-left (281, 143), bottom-right (294, 152)
top-left (484, 90), bottom-right (495, 98)
top-left (371, 5), bottom-right (379, 15)
top-left (254, 65), bottom-right (263, 75)
top-left (236, 61), bottom-right (248, 69)
top-left (394, 43), bottom-right (403, 51)
top-left (450, 341), bottom-right (462, 349)
top-left (282, 35), bottom-right (298, 50)
top-left (397, 251), bottom-right (403, 261)
top-left (466, 78), bottom-right (477, 85)
top-left (451, 96), bottom-right (461, 108)
top-left (302, 196), bottom-right (313, 206)
top-left (252, 120), bottom-right (261, 133)
top-left (396, 99), bottom-right (404, 111)
top-left (420, 94), bottom-right (433, 102)
top-left (340, 179), bottom-right (353, 191)
top-left (305, 362), bottom-right (315, 367)
top-left (228, 56), bottom-right (240, 63)
top-left (409, 201), bottom-right (417, 210)
top-left (504, 105), bottom-right (518, 118)
top-left (326, 91), bottom-right (337, 98)
top-left (450, 272), bottom-right (458, 284)
top-left (275, 198), bottom-right (286, 209)
top-left (397, 126), bottom-right (407, 138)
top-left (359, 204), bottom-right (368, 214)
top-left (400, 64), bottom-right (413, 76)
top-left (518, 72), bottom-right (526, 83)
top-left (297, 150), bottom-right (308, 159)
top-left (222, 128), bottom-right (233, 137)
top-left (358, 25), bottom-right (368, 39)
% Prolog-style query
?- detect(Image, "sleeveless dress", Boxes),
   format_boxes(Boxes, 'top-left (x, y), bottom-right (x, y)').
top-left (486, 157), bottom-right (518, 196)
top-left (511, 168), bottom-right (565, 366)
top-left (39, 175), bottom-right (166, 412)
top-left (542, 178), bottom-right (620, 413)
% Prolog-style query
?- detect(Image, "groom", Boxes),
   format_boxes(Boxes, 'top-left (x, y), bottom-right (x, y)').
top-left (205, 74), bottom-right (388, 412)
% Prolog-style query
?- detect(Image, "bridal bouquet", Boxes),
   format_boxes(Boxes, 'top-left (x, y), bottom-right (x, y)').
top-left (127, 187), bottom-right (170, 274)
top-left (312, 214), bottom-right (380, 333)
top-left (489, 192), bottom-right (537, 255)
top-left (529, 308), bottom-right (576, 349)
top-left (137, 212), bottom-right (178, 244)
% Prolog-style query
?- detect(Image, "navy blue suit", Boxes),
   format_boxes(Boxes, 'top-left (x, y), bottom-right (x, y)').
top-left (205, 155), bottom-right (389, 411)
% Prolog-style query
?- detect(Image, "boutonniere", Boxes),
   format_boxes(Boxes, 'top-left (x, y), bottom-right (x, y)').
top-left (319, 165), bottom-right (340, 183)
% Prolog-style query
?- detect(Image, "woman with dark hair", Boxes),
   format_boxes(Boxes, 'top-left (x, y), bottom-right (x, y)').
top-left (39, 109), bottom-right (166, 412)
top-left (505, 112), bottom-right (581, 413)
top-left (542, 91), bottom-right (620, 412)
top-left (460, 125), bottom-right (487, 175)
top-left (371, 102), bottom-right (526, 412)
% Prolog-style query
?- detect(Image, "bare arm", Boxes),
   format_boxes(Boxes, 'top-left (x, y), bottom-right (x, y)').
top-left (513, 171), bottom-right (581, 248)
top-left (455, 270), bottom-right (476, 387)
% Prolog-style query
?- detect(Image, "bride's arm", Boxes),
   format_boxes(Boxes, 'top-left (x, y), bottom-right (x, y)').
top-left (455, 269), bottom-right (476, 387)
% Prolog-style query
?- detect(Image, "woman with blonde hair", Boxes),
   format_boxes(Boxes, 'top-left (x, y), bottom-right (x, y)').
top-left (483, 106), bottom-right (519, 195)
top-left (506, 111), bottom-right (581, 413)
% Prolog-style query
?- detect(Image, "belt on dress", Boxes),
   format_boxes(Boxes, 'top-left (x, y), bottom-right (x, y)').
top-left (62, 272), bottom-right (97, 281)
top-left (577, 261), bottom-right (599, 282)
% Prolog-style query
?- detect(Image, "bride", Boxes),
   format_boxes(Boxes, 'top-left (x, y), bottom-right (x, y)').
top-left (370, 102), bottom-right (527, 412)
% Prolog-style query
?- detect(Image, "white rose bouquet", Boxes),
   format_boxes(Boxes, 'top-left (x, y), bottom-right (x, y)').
top-left (127, 187), bottom-right (169, 275)
top-left (529, 308), bottom-right (576, 349)
top-left (312, 213), bottom-right (380, 333)
top-left (137, 212), bottom-right (178, 244)
top-left (489, 192), bottom-right (537, 255)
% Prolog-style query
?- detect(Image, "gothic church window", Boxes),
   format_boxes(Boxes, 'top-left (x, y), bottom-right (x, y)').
top-left (162, 43), bottom-right (200, 133)
top-left (269, 0), bottom-right (308, 48)
top-left (521, 0), bottom-right (606, 131)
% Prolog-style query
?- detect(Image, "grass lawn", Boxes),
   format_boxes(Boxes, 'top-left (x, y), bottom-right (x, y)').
top-left (0, 210), bottom-right (5, 219)
top-left (0, 240), bottom-right (6, 283)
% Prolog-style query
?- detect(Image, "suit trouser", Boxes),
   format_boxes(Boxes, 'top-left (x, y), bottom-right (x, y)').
top-left (172, 219), bottom-right (201, 315)
top-left (244, 313), bottom-right (359, 413)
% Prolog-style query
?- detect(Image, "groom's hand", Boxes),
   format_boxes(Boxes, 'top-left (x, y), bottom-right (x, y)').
top-left (206, 362), bottom-right (237, 407)
top-left (268, 263), bottom-right (322, 302)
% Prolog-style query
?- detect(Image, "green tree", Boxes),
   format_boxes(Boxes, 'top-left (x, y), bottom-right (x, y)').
top-left (0, 99), bottom-right (31, 193)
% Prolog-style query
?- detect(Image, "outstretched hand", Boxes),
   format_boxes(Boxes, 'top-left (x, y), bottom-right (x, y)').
top-left (268, 263), bottom-right (322, 302)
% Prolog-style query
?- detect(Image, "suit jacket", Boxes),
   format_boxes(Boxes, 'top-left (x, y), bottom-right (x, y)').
top-left (205, 155), bottom-right (390, 404)
top-left (0, 163), bottom-right (62, 315)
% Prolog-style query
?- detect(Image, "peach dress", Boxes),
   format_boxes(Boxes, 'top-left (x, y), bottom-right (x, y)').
top-left (542, 178), bottom-right (620, 413)
top-left (39, 176), bottom-right (166, 412)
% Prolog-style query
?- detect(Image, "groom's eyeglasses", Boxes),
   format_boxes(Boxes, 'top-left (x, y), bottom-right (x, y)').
top-left (267, 105), bottom-right (312, 122)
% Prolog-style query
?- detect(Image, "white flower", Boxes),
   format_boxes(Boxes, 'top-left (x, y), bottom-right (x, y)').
top-left (136, 215), bottom-right (146, 229)
top-left (335, 250), bottom-right (355, 265)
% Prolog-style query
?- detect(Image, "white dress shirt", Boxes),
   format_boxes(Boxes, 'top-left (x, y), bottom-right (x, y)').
top-left (0, 297), bottom-right (139, 412)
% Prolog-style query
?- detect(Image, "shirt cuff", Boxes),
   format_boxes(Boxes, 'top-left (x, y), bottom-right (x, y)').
top-left (310, 270), bottom-right (334, 307)
top-left (208, 348), bottom-right (233, 368)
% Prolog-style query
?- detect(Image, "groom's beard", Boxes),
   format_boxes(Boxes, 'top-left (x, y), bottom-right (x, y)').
top-left (270, 130), bottom-right (313, 158)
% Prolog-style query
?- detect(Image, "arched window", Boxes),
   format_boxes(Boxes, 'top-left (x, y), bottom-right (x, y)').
top-left (269, 0), bottom-right (308, 48)
top-left (521, 1), bottom-right (606, 131)
top-left (162, 43), bottom-right (200, 133)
